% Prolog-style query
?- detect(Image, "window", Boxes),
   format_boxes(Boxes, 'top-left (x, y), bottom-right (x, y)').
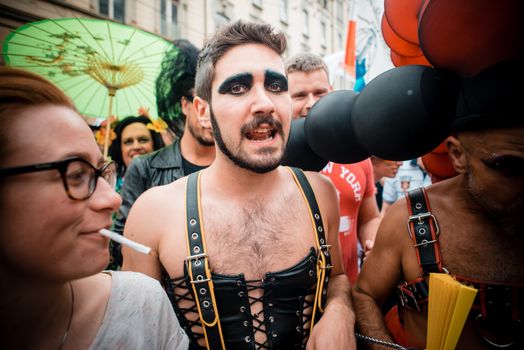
top-left (161, 0), bottom-right (179, 38)
top-left (338, 32), bottom-right (343, 49)
top-left (336, 1), bottom-right (343, 22)
top-left (252, 0), bottom-right (263, 9)
top-left (322, 0), bottom-right (328, 9)
top-left (320, 21), bottom-right (327, 46)
top-left (99, 0), bottom-right (125, 22)
top-left (280, 0), bottom-right (288, 23)
top-left (302, 9), bottom-right (309, 36)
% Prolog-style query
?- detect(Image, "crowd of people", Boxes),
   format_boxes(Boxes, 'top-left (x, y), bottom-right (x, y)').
top-left (1, 17), bottom-right (522, 350)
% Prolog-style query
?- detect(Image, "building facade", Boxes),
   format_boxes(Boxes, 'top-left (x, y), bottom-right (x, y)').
top-left (0, 0), bottom-right (351, 60)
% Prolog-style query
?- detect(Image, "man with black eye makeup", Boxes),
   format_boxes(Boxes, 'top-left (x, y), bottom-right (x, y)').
top-left (123, 21), bottom-right (355, 349)
top-left (353, 58), bottom-right (524, 350)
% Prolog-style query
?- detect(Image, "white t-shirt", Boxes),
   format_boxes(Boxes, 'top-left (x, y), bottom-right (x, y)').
top-left (89, 271), bottom-right (189, 350)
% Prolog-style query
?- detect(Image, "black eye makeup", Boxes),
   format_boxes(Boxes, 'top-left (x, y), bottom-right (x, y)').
top-left (482, 155), bottom-right (524, 177)
top-left (218, 73), bottom-right (253, 95)
top-left (264, 70), bottom-right (288, 92)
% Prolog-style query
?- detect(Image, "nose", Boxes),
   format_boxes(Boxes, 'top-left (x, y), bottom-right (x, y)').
top-left (131, 139), bottom-right (143, 149)
top-left (251, 84), bottom-right (275, 115)
top-left (90, 176), bottom-right (122, 214)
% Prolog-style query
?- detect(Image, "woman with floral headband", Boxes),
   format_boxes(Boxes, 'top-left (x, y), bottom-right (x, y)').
top-left (108, 115), bottom-right (165, 192)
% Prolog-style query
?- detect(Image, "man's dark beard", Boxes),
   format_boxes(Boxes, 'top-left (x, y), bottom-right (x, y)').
top-left (466, 172), bottom-right (524, 236)
top-left (188, 118), bottom-right (215, 147)
top-left (210, 108), bottom-right (285, 174)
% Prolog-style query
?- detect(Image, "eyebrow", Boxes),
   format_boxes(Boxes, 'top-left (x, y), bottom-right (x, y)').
top-left (265, 70), bottom-right (288, 91)
top-left (218, 73), bottom-right (253, 94)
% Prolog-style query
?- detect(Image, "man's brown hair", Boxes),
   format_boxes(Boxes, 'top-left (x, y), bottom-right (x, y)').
top-left (195, 20), bottom-right (287, 102)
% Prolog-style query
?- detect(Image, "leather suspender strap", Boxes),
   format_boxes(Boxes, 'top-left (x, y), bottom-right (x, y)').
top-left (405, 187), bottom-right (443, 274)
top-left (185, 171), bottom-right (226, 350)
top-left (288, 167), bottom-right (332, 329)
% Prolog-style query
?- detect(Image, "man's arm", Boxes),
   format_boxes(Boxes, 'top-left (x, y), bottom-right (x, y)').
top-left (357, 195), bottom-right (381, 256)
top-left (306, 172), bottom-right (356, 350)
top-left (352, 201), bottom-right (408, 349)
top-left (121, 187), bottom-right (165, 280)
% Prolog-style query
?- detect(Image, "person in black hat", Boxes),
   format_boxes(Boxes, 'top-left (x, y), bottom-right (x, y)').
top-left (353, 59), bottom-right (524, 349)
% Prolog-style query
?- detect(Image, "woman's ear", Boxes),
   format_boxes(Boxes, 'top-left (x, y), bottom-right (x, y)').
top-left (193, 97), bottom-right (212, 129)
top-left (445, 135), bottom-right (468, 174)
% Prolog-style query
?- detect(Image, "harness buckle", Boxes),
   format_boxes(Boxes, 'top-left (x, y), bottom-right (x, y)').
top-left (185, 253), bottom-right (208, 262)
top-left (413, 239), bottom-right (438, 247)
top-left (406, 212), bottom-right (440, 237)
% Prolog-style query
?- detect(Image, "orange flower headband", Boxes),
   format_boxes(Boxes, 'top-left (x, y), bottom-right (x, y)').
top-left (95, 106), bottom-right (168, 146)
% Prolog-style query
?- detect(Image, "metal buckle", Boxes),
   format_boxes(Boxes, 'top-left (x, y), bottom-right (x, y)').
top-left (406, 212), bottom-right (440, 237)
top-left (413, 239), bottom-right (437, 247)
top-left (185, 252), bottom-right (208, 262)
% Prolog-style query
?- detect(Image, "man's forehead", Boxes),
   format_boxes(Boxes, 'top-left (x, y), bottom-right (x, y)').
top-left (213, 44), bottom-right (285, 79)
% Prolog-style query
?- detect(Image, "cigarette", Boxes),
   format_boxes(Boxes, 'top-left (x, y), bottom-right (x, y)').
top-left (99, 229), bottom-right (152, 256)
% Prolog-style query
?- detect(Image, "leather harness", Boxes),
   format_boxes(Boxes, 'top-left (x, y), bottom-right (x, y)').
top-left (398, 188), bottom-right (524, 348)
top-left (184, 167), bottom-right (332, 349)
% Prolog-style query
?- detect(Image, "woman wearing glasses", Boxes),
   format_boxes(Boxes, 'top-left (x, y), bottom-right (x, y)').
top-left (0, 67), bottom-right (188, 349)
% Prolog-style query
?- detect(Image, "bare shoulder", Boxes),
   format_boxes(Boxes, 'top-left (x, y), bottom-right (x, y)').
top-left (302, 170), bottom-right (338, 201)
top-left (125, 177), bottom-right (189, 244)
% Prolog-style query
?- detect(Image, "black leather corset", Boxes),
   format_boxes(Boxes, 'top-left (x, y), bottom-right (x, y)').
top-left (163, 247), bottom-right (320, 349)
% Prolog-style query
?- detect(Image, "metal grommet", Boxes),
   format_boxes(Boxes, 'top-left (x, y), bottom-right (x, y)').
top-left (415, 203), bottom-right (423, 210)
top-left (199, 288), bottom-right (206, 295)
top-left (309, 270), bottom-right (314, 276)
top-left (318, 226), bottom-right (323, 232)
top-left (296, 326), bottom-right (301, 332)
top-left (236, 280), bottom-right (242, 287)
top-left (244, 336), bottom-right (251, 343)
top-left (325, 276), bottom-right (329, 282)
top-left (238, 291), bottom-right (244, 297)
top-left (196, 275), bottom-right (204, 281)
top-left (194, 259), bottom-right (201, 266)
top-left (418, 228), bottom-right (427, 235)
top-left (243, 320), bottom-right (249, 327)
top-left (320, 238), bottom-right (325, 244)
top-left (189, 218), bottom-right (196, 226)
top-left (272, 332), bottom-right (278, 338)
top-left (309, 256), bottom-right (315, 262)
top-left (322, 289), bottom-right (327, 295)
top-left (268, 303), bottom-right (274, 307)
top-left (202, 300), bottom-right (210, 308)
top-left (191, 232), bottom-right (198, 240)
top-left (296, 310), bottom-right (300, 316)
top-left (314, 213), bottom-right (320, 220)
top-left (240, 306), bottom-right (246, 312)
top-left (269, 316), bottom-right (274, 323)
top-left (193, 246), bottom-right (200, 253)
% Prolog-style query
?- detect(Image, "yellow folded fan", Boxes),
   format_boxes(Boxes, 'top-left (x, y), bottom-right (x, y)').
top-left (426, 273), bottom-right (478, 350)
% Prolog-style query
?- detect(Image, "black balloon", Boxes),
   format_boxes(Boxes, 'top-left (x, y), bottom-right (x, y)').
top-left (305, 90), bottom-right (370, 163)
top-left (352, 65), bottom-right (458, 160)
top-left (282, 117), bottom-right (328, 172)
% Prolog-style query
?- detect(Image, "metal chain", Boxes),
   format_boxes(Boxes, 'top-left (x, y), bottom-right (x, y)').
top-left (355, 332), bottom-right (410, 350)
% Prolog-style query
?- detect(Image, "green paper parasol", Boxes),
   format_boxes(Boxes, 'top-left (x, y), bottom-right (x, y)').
top-left (2, 17), bottom-right (173, 157)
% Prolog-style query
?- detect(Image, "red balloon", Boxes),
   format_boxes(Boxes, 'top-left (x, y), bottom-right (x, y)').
top-left (419, 0), bottom-right (524, 77)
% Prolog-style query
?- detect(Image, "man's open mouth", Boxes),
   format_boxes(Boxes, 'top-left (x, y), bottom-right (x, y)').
top-left (245, 126), bottom-right (277, 142)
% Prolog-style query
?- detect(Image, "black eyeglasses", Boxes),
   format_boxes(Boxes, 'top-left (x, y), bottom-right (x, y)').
top-left (0, 157), bottom-right (117, 200)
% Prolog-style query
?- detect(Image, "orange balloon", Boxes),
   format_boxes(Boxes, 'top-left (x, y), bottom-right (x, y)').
top-left (381, 15), bottom-right (422, 58)
top-left (384, 0), bottom-right (424, 45)
top-left (390, 51), bottom-right (431, 67)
